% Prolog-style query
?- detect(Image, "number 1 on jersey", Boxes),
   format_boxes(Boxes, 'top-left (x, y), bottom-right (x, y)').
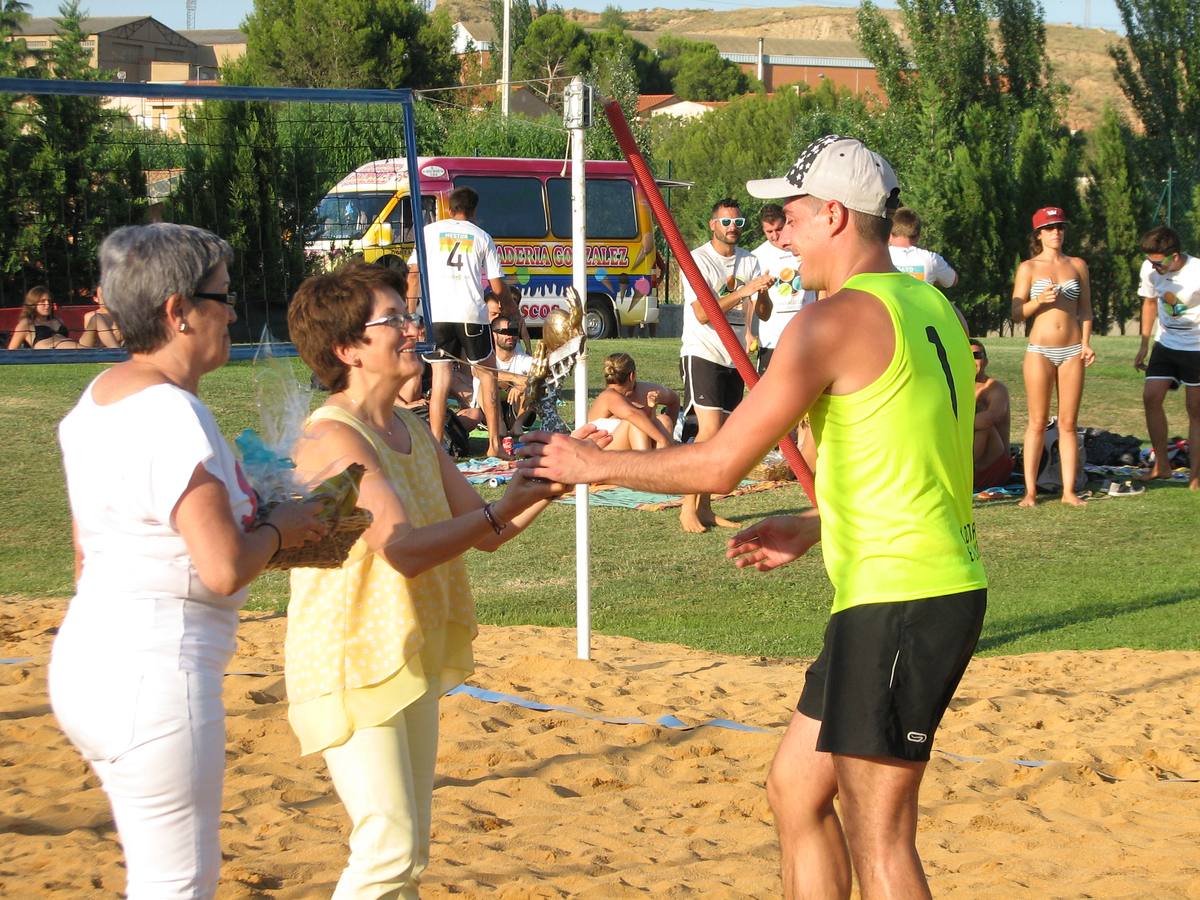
top-left (925, 325), bottom-right (958, 420)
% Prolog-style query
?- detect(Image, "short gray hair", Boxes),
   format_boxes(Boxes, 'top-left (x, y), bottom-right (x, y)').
top-left (99, 223), bottom-right (234, 353)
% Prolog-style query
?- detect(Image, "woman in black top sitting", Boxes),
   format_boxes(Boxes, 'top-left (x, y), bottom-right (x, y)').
top-left (7, 287), bottom-right (80, 349)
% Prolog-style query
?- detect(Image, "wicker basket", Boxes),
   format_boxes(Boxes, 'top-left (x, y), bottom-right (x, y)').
top-left (263, 508), bottom-right (373, 571)
top-left (750, 455), bottom-right (796, 482)
top-left (257, 462), bottom-right (372, 571)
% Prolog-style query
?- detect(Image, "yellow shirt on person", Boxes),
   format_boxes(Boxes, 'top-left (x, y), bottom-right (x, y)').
top-left (285, 406), bottom-right (476, 756)
top-left (810, 272), bottom-right (986, 615)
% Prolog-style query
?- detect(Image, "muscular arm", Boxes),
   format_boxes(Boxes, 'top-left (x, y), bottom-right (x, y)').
top-left (974, 381), bottom-right (1010, 431)
top-left (523, 299), bottom-right (864, 493)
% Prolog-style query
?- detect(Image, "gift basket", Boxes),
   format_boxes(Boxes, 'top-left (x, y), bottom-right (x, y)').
top-left (235, 332), bottom-right (373, 570)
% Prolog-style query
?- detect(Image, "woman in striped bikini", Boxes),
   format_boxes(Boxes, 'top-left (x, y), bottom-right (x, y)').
top-left (1011, 206), bottom-right (1095, 507)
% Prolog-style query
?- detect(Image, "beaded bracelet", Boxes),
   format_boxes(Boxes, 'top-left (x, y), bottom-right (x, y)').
top-left (482, 502), bottom-right (507, 535)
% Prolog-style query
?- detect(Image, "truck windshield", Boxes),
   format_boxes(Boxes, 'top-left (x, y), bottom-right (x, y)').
top-left (308, 193), bottom-right (392, 241)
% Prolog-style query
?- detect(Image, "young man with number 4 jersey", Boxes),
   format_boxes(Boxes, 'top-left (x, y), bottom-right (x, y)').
top-left (408, 186), bottom-right (511, 458)
top-left (519, 135), bottom-right (987, 899)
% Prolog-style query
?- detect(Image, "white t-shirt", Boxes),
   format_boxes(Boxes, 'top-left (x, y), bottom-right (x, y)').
top-left (54, 380), bottom-right (256, 674)
top-left (1138, 254), bottom-right (1200, 352)
top-left (889, 244), bottom-right (957, 288)
top-left (681, 242), bottom-right (761, 367)
top-left (471, 348), bottom-right (534, 407)
top-left (408, 218), bottom-right (504, 325)
top-left (751, 239), bottom-right (816, 350)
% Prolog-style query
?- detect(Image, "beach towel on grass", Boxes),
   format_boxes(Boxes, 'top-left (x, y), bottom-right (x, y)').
top-left (559, 479), bottom-right (788, 510)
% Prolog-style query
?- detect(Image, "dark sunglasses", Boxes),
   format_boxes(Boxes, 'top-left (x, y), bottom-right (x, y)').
top-left (493, 327), bottom-right (520, 336)
top-left (716, 216), bottom-right (746, 228)
top-left (1039, 223), bottom-right (1066, 232)
top-left (194, 291), bottom-right (237, 307)
top-left (1146, 252), bottom-right (1177, 270)
top-left (972, 350), bottom-right (985, 359)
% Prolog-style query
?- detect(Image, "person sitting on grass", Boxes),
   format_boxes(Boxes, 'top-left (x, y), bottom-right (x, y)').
top-left (79, 285), bottom-right (124, 348)
top-left (587, 352), bottom-right (679, 451)
top-left (971, 339), bottom-right (1014, 490)
top-left (460, 314), bottom-right (535, 438)
top-left (7, 286), bottom-right (79, 349)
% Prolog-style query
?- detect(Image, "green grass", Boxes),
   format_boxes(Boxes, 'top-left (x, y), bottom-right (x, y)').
top-left (2, 336), bottom-right (1197, 657)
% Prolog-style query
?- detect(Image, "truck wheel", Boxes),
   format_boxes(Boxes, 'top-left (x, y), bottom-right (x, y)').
top-left (584, 298), bottom-right (618, 340)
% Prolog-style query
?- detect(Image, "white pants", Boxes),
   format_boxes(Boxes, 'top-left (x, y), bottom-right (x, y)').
top-left (323, 688), bottom-right (441, 899)
top-left (49, 662), bottom-right (226, 900)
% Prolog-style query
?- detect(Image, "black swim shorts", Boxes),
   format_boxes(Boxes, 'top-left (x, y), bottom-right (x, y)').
top-left (681, 355), bottom-right (744, 415)
top-left (1145, 343), bottom-right (1200, 387)
top-left (797, 589), bottom-right (987, 762)
top-left (425, 321), bottom-right (494, 365)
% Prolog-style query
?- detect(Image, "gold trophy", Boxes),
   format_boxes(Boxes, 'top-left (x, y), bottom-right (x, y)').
top-left (519, 287), bottom-right (587, 422)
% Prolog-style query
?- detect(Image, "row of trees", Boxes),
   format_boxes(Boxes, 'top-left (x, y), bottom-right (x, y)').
top-left (483, 1), bottom-right (755, 102)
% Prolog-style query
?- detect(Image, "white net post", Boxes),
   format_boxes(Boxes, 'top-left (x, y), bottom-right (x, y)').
top-left (565, 76), bottom-right (590, 660)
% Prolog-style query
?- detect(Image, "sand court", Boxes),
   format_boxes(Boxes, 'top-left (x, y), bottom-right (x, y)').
top-left (2, 596), bottom-right (1199, 897)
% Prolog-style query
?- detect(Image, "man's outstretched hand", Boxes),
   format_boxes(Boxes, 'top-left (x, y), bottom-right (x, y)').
top-left (726, 512), bottom-right (820, 572)
top-left (518, 426), bottom-right (609, 484)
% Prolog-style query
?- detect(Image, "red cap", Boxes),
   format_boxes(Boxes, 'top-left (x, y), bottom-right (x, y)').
top-left (1032, 207), bottom-right (1068, 230)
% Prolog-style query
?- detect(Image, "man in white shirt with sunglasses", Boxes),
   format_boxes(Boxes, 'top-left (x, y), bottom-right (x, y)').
top-left (679, 197), bottom-right (775, 533)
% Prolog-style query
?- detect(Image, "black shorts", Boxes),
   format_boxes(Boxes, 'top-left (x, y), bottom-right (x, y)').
top-left (797, 589), bottom-right (987, 762)
top-left (425, 321), bottom-right (494, 365)
top-left (681, 355), bottom-right (744, 415)
top-left (1146, 342), bottom-right (1200, 387)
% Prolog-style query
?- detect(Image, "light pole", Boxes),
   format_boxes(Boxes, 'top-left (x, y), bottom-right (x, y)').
top-left (501, 0), bottom-right (511, 117)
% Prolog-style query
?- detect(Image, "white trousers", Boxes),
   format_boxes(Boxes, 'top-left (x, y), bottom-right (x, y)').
top-left (323, 688), bottom-right (441, 900)
top-left (49, 662), bottom-right (226, 900)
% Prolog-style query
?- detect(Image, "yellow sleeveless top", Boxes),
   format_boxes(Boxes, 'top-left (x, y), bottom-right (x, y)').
top-left (285, 405), bottom-right (476, 755)
top-left (810, 272), bottom-right (986, 614)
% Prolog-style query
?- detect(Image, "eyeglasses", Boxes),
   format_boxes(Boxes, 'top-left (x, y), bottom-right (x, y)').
top-left (493, 327), bottom-right (520, 336)
top-left (1146, 252), bottom-right (1177, 271)
top-left (194, 291), bottom-right (237, 306)
top-left (972, 350), bottom-right (985, 359)
top-left (716, 217), bottom-right (746, 228)
top-left (364, 312), bottom-right (422, 329)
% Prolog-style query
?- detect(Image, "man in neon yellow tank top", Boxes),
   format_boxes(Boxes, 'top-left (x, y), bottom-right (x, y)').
top-left (521, 135), bottom-right (987, 898)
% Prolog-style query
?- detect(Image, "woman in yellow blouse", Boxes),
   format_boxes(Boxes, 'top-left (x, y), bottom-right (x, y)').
top-left (286, 261), bottom-right (597, 898)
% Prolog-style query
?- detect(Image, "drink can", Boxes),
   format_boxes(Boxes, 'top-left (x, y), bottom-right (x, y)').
top-left (502, 435), bottom-right (514, 456)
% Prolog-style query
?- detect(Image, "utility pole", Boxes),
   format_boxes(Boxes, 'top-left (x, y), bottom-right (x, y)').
top-left (186, 0), bottom-right (196, 30)
top-left (500, 0), bottom-right (511, 117)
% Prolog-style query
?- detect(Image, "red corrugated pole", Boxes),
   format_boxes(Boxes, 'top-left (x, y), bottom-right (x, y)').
top-left (602, 96), bottom-right (817, 506)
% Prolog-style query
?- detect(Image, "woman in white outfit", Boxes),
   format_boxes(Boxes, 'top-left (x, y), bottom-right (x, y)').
top-left (49, 223), bottom-right (324, 899)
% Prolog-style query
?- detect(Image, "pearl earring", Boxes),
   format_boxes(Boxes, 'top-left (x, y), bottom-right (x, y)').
top-left (178, 322), bottom-right (188, 333)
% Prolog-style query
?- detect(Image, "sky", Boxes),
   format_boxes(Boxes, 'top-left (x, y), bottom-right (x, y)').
top-left (24, 0), bottom-right (1128, 36)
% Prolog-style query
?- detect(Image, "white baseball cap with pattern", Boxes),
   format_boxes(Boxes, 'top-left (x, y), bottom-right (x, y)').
top-left (746, 134), bottom-right (901, 218)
